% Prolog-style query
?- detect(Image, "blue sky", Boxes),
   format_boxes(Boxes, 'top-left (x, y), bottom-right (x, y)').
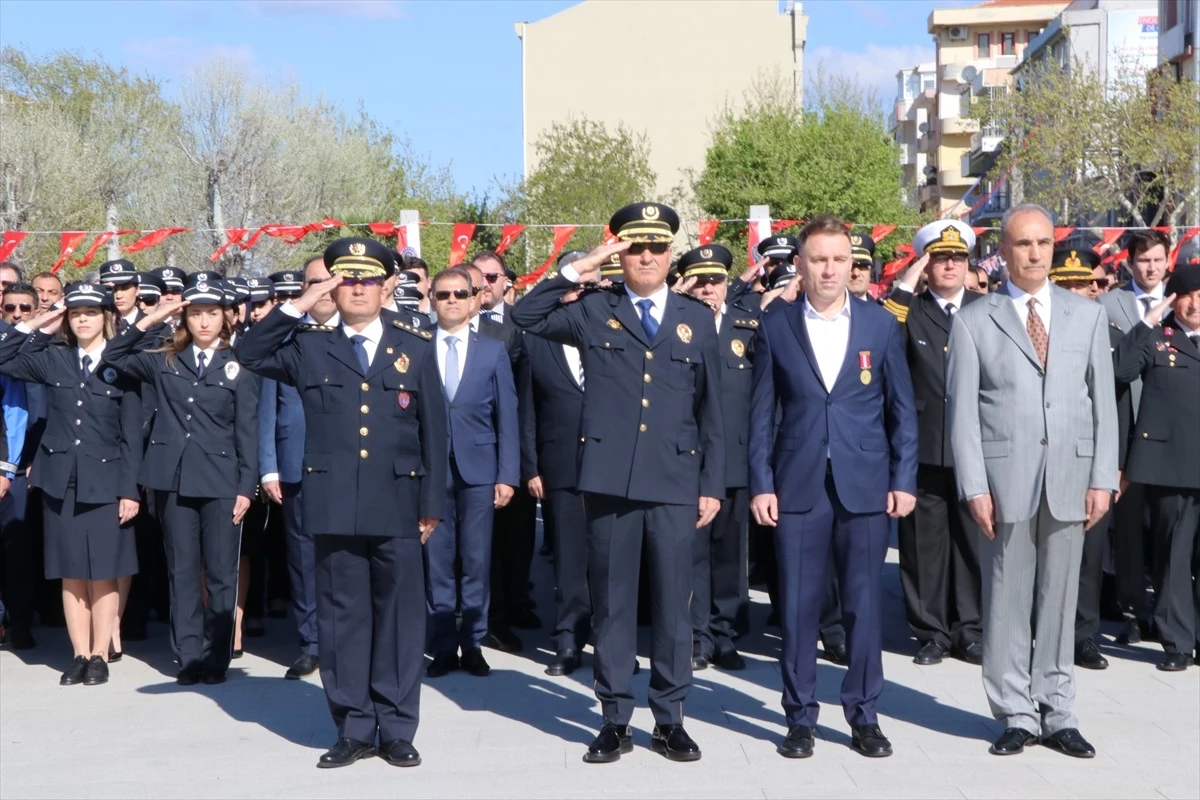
top-left (0, 0), bottom-right (952, 194)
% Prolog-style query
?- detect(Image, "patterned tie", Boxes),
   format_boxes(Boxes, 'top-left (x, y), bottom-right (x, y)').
top-left (636, 298), bottom-right (659, 341)
top-left (1027, 297), bottom-right (1048, 367)
top-left (444, 336), bottom-right (460, 401)
top-left (944, 301), bottom-right (956, 319)
top-left (80, 355), bottom-right (92, 383)
top-left (350, 334), bottom-right (369, 373)
top-left (196, 351), bottom-right (206, 378)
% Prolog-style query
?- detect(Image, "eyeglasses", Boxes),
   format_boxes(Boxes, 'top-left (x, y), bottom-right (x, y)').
top-left (434, 289), bottom-right (473, 301)
top-left (340, 277), bottom-right (383, 288)
top-left (627, 242), bottom-right (671, 256)
top-left (481, 273), bottom-right (505, 284)
top-left (3, 303), bottom-right (33, 313)
top-left (930, 253), bottom-right (970, 265)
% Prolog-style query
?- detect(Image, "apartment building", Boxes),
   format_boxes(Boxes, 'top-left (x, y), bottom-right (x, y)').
top-left (888, 63), bottom-right (937, 209)
top-left (1158, 0), bottom-right (1199, 79)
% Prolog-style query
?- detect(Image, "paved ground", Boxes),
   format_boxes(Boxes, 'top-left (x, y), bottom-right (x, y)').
top-left (2, 538), bottom-right (1197, 800)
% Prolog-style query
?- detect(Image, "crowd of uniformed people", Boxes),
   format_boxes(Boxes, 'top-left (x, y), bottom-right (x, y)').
top-left (0, 201), bottom-right (1197, 768)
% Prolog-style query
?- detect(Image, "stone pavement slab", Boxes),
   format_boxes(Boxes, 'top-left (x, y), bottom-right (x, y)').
top-left (2, 544), bottom-right (1197, 799)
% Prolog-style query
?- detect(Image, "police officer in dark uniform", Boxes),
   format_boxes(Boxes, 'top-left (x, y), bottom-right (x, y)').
top-left (512, 202), bottom-right (724, 764)
top-left (1114, 264), bottom-right (1200, 672)
top-left (676, 244), bottom-right (758, 672)
top-left (238, 238), bottom-right (447, 769)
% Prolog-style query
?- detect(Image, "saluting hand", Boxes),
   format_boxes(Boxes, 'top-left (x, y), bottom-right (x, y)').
top-left (118, 498), bottom-right (140, 526)
top-left (739, 257), bottom-right (770, 284)
top-left (290, 275), bottom-right (343, 316)
top-left (419, 517), bottom-right (439, 544)
top-left (23, 305), bottom-right (66, 335)
top-left (750, 493), bottom-right (779, 527)
top-left (673, 275), bottom-right (697, 295)
top-left (137, 298), bottom-right (188, 331)
top-left (232, 494), bottom-right (251, 525)
top-left (900, 253), bottom-right (931, 287)
top-left (1144, 293), bottom-right (1177, 327)
top-left (566, 240), bottom-right (632, 284)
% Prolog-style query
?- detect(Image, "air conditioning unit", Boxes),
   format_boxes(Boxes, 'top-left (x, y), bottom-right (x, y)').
top-left (948, 26), bottom-right (969, 41)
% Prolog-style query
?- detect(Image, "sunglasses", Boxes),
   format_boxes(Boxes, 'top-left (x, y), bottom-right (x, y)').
top-left (434, 289), bottom-right (473, 301)
top-left (3, 303), bottom-right (33, 313)
top-left (481, 273), bottom-right (505, 284)
top-left (339, 277), bottom-right (383, 288)
top-left (140, 297), bottom-right (160, 306)
top-left (1092, 278), bottom-right (1110, 288)
top-left (627, 242), bottom-right (671, 256)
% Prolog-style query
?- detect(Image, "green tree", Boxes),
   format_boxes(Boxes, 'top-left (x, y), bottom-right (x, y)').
top-left (694, 71), bottom-right (919, 264)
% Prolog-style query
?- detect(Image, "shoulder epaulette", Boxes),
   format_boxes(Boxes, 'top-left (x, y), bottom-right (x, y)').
top-left (296, 323), bottom-right (335, 332)
top-left (732, 318), bottom-right (759, 329)
top-left (392, 319), bottom-right (433, 339)
top-left (883, 297), bottom-right (909, 323)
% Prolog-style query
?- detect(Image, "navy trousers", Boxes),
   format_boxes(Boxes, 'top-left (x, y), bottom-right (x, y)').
top-left (545, 487), bottom-right (590, 653)
top-left (282, 482), bottom-right (318, 656)
top-left (776, 470), bottom-right (889, 728)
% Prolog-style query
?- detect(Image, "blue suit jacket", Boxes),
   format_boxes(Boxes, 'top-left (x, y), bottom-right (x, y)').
top-left (748, 294), bottom-right (917, 515)
top-left (257, 377), bottom-right (305, 485)
top-left (442, 331), bottom-right (519, 488)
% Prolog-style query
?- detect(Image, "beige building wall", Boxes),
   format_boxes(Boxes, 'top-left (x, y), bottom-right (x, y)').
top-left (926, 0), bottom-right (1069, 215)
top-left (516, 0), bottom-right (807, 213)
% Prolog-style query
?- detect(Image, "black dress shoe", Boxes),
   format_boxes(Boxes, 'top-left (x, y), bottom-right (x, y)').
top-left (1041, 728), bottom-right (1095, 759)
top-left (545, 650), bottom-right (579, 677)
top-left (777, 725), bottom-right (814, 759)
top-left (244, 618), bottom-right (266, 638)
top-left (231, 649), bottom-right (244, 660)
top-left (7, 627), bottom-right (36, 650)
top-left (583, 723), bottom-right (633, 764)
top-left (425, 652), bottom-right (458, 678)
top-left (511, 608), bottom-right (542, 630)
top-left (379, 738), bottom-right (421, 767)
top-left (989, 727), bottom-right (1037, 755)
top-left (691, 653), bottom-right (709, 670)
top-left (484, 628), bottom-right (523, 653)
top-left (82, 655), bottom-right (109, 686)
top-left (317, 738), bottom-right (375, 769)
top-left (1075, 639), bottom-right (1109, 670)
top-left (285, 654), bottom-right (320, 680)
top-left (60, 655), bottom-right (88, 686)
top-left (651, 724), bottom-right (701, 762)
top-left (955, 642), bottom-right (983, 666)
top-left (1117, 617), bottom-right (1144, 644)
top-left (460, 647), bottom-right (491, 677)
top-left (1157, 652), bottom-right (1193, 672)
top-left (822, 641), bottom-right (848, 666)
top-left (107, 648), bottom-right (123, 663)
top-left (176, 665), bottom-right (203, 686)
top-left (714, 647), bottom-right (746, 671)
top-left (850, 724), bottom-right (892, 758)
top-left (914, 641), bottom-right (947, 665)
top-left (201, 669), bottom-right (227, 685)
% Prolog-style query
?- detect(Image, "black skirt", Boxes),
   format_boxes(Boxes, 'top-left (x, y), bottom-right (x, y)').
top-left (43, 482), bottom-right (138, 581)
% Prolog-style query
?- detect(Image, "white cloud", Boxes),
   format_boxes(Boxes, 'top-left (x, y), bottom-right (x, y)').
top-left (806, 43), bottom-right (936, 106)
top-left (124, 37), bottom-right (256, 77)
top-left (240, 0), bottom-right (407, 19)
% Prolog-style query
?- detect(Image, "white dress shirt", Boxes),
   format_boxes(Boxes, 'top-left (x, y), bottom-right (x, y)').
top-left (1006, 280), bottom-right (1053, 336)
top-left (803, 292), bottom-right (852, 392)
top-left (192, 344), bottom-right (218, 372)
top-left (714, 302), bottom-right (727, 333)
top-left (562, 344), bottom-right (584, 388)
top-left (341, 317), bottom-right (384, 367)
top-left (482, 304), bottom-right (505, 323)
top-left (625, 283), bottom-right (669, 325)
top-left (1132, 281), bottom-right (1165, 320)
top-left (933, 287), bottom-right (967, 315)
top-left (436, 325), bottom-right (471, 387)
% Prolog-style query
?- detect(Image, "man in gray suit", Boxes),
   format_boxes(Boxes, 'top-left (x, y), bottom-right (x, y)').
top-left (947, 204), bottom-right (1118, 760)
top-left (1098, 229), bottom-right (1170, 642)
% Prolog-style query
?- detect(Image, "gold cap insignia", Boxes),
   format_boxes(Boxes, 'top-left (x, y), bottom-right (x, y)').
top-left (642, 205), bottom-right (660, 220)
top-left (349, 242), bottom-right (366, 256)
top-left (394, 354), bottom-right (410, 374)
top-left (941, 227), bottom-right (961, 243)
top-left (676, 323), bottom-right (692, 343)
top-left (700, 248), bottom-right (712, 259)
top-left (1065, 250), bottom-right (1082, 270)
top-left (731, 339), bottom-right (745, 357)
top-left (850, 235), bottom-right (862, 246)
top-left (607, 318), bottom-right (621, 329)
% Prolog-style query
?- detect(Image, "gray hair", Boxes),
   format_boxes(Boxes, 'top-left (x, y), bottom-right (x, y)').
top-left (1000, 203), bottom-right (1054, 239)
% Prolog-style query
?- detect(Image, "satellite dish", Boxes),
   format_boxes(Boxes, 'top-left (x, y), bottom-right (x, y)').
top-left (918, 122), bottom-right (930, 133)
top-left (961, 65), bottom-right (978, 83)
top-left (923, 165), bottom-right (938, 176)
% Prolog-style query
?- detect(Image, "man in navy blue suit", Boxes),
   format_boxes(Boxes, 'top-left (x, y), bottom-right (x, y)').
top-left (424, 266), bottom-right (519, 679)
top-left (749, 216), bottom-right (918, 760)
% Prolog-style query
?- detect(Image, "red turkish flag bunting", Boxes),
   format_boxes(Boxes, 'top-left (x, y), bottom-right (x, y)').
top-left (697, 220), bottom-right (719, 246)
top-left (515, 225), bottom-right (577, 289)
top-left (123, 227), bottom-right (189, 254)
top-left (871, 225), bottom-right (897, 244)
top-left (1053, 227), bottom-right (1075, 243)
top-left (881, 243), bottom-right (916, 288)
top-left (0, 231), bottom-right (28, 262)
top-left (972, 227), bottom-right (989, 236)
top-left (771, 220), bottom-right (800, 232)
top-left (495, 224), bottom-right (526, 255)
top-left (1169, 227), bottom-right (1200, 268)
top-left (449, 223), bottom-right (476, 266)
top-left (209, 228), bottom-right (249, 263)
top-left (241, 224), bottom-right (306, 251)
top-left (600, 225), bottom-right (618, 246)
top-left (283, 217), bottom-right (345, 245)
top-left (368, 221), bottom-right (397, 236)
top-left (1092, 228), bottom-right (1124, 255)
top-left (75, 229), bottom-right (137, 266)
top-left (51, 231), bottom-right (88, 274)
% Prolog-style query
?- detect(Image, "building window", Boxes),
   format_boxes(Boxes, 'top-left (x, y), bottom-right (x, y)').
top-left (1001, 32), bottom-right (1016, 55)
top-left (1162, 0), bottom-right (1178, 30)
top-left (977, 33), bottom-right (991, 57)
top-left (922, 73), bottom-right (936, 92)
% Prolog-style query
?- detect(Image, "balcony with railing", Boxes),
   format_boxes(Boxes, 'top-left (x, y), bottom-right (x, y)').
top-left (970, 188), bottom-right (1012, 223)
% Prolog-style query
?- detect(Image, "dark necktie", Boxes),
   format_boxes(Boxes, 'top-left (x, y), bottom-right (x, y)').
top-left (196, 352), bottom-right (206, 378)
top-left (1140, 296), bottom-right (1154, 318)
top-left (118, 318), bottom-right (129, 333)
top-left (944, 301), bottom-right (956, 319)
top-left (636, 298), bottom-right (659, 341)
top-left (80, 355), bottom-right (92, 383)
top-left (1027, 298), bottom-right (1048, 367)
top-left (350, 334), bottom-right (370, 373)
top-left (483, 310), bottom-right (498, 322)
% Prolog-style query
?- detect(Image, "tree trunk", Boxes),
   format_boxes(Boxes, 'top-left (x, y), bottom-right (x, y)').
top-left (105, 202), bottom-right (120, 262)
top-left (207, 166), bottom-right (227, 276)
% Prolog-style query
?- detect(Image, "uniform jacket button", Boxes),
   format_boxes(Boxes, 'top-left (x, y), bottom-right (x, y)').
top-left (361, 383), bottom-right (370, 391)
top-left (638, 423), bottom-right (647, 432)
top-left (360, 405), bottom-right (369, 414)
top-left (360, 449), bottom-right (368, 458)
top-left (645, 351), bottom-right (654, 360)
top-left (359, 427), bottom-right (369, 436)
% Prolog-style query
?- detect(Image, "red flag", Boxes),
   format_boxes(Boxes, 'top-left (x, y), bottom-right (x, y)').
top-left (600, 225), bottom-right (618, 246)
top-left (396, 226), bottom-right (408, 252)
top-left (1053, 227), bottom-right (1076, 243)
top-left (51, 231), bottom-right (88, 274)
top-left (0, 231), bottom-right (28, 262)
top-left (283, 217), bottom-right (345, 245)
top-left (448, 223), bottom-right (476, 266)
top-left (1168, 227), bottom-right (1200, 268)
top-left (495, 224), bottom-right (526, 255)
top-left (871, 225), bottom-right (897, 244)
top-left (697, 220), bottom-right (719, 246)
top-left (515, 225), bottom-right (577, 289)
top-left (368, 221), bottom-right (397, 236)
top-left (1102, 248), bottom-right (1127, 266)
top-left (1092, 228), bottom-right (1124, 256)
top-left (880, 243), bottom-right (916, 288)
top-left (747, 221), bottom-right (765, 267)
top-left (209, 228), bottom-right (249, 263)
top-left (972, 226), bottom-right (989, 237)
top-left (770, 220), bottom-right (800, 232)
top-left (75, 229), bottom-right (137, 266)
top-left (123, 227), bottom-right (189, 254)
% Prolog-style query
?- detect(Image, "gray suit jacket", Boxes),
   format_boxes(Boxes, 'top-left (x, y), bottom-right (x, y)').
top-left (1099, 287), bottom-right (1147, 417)
top-left (947, 282), bottom-right (1119, 524)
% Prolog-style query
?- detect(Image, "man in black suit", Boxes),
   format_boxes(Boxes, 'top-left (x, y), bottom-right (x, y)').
top-left (522, 251), bottom-right (591, 676)
top-left (883, 220), bottom-right (984, 666)
top-left (513, 202), bottom-right (724, 764)
top-left (677, 244), bottom-right (758, 672)
top-left (238, 238), bottom-right (447, 770)
top-left (1114, 265), bottom-right (1200, 672)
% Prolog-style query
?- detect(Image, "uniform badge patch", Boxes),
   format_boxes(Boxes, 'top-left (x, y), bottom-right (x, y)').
top-left (102, 367), bottom-right (117, 384)
top-left (607, 319), bottom-right (621, 330)
top-left (731, 339), bottom-right (745, 357)
top-left (395, 354), bottom-right (410, 374)
top-left (398, 391), bottom-right (411, 409)
top-left (676, 323), bottom-right (692, 343)
top-left (224, 362), bottom-right (240, 380)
